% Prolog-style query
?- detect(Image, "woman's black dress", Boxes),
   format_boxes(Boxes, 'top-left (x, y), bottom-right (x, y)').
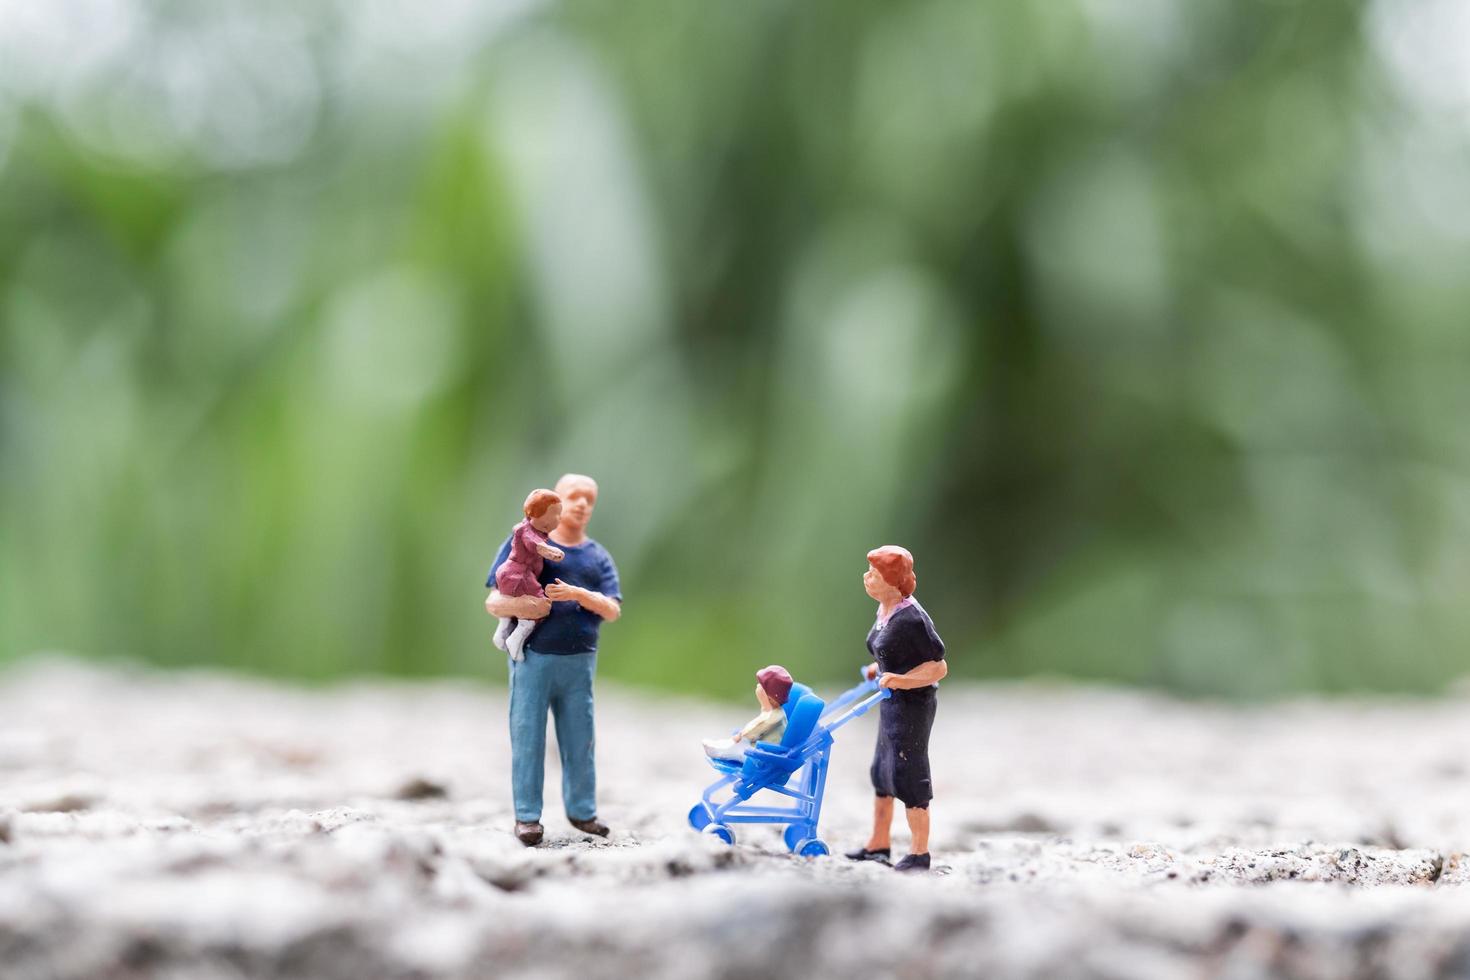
top-left (867, 599), bottom-right (945, 809)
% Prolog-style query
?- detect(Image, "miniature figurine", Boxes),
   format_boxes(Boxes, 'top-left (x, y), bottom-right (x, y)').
top-left (688, 663), bottom-right (891, 856)
top-left (485, 473), bottom-right (622, 847)
top-left (702, 665), bottom-right (794, 762)
top-left (846, 546), bottom-right (947, 873)
top-left (491, 489), bottom-right (566, 662)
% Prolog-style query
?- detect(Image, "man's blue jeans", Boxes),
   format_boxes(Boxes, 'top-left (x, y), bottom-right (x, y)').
top-left (508, 649), bottom-right (597, 823)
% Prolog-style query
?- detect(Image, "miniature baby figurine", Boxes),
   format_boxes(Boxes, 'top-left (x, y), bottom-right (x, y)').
top-left (703, 665), bottom-right (794, 762)
top-left (491, 489), bottom-right (566, 661)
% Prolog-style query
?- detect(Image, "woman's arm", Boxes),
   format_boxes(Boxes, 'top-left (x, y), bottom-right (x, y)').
top-left (879, 660), bottom-right (948, 690)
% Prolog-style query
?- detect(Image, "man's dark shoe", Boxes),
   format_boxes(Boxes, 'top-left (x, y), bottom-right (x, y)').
top-left (514, 821), bottom-right (544, 846)
top-left (569, 817), bottom-right (610, 838)
top-left (894, 853), bottom-right (931, 873)
top-left (844, 846), bottom-right (891, 863)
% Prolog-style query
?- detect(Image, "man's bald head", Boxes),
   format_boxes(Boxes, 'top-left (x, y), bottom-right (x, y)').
top-left (553, 473), bottom-right (598, 539)
top-left (555, 473), bottom-right (599, 500)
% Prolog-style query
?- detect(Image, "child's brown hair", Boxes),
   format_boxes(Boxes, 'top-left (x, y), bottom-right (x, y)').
top-left (523, 489), bottom-right (561, 520)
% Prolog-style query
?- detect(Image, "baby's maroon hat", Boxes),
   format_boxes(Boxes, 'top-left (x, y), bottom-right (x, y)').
top-left (756, 665), bottom-right (794, 706)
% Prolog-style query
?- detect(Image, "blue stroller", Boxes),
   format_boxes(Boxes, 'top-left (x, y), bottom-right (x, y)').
top-left (687, 675), bottom-right (891, 856)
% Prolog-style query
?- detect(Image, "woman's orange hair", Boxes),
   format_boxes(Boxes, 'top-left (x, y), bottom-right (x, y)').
top-left (523, 489), bottom-right (562, 520)
top-left (866, 545), bottom-right (916, 597)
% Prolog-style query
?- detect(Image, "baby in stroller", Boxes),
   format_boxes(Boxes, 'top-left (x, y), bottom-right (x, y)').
top-left (702, 665), bottom-right (794, 762)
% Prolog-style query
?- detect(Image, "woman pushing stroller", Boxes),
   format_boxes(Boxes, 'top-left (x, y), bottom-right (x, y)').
top-left (846, 546), bottom-right (947, 873)
top-left (689, 546), bottom-right (945, 870)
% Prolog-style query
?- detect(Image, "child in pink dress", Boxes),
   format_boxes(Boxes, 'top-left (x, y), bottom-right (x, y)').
top-left (492, 489), bottom-right (565, 661)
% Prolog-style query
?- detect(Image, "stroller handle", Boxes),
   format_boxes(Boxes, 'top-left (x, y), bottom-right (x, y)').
top-left (824, 684), bottom-right (891, 734)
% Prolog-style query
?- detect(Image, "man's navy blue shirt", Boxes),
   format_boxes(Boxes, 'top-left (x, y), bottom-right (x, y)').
top-left (487, 537), bottom-right (621, 655)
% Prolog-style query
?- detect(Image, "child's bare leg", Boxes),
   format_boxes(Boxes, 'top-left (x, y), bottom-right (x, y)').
top-left (865, 796), bottom-right (895, 851)
top-left (506, 617), bottom-right (539, 661)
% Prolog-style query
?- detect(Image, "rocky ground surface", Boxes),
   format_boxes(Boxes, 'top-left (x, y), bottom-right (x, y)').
top-left (5, 659), bottom-right (1470, 979)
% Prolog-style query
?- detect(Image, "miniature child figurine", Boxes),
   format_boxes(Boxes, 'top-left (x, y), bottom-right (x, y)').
top-left (491, 489), bottom-right (566, 662)
top-left (703, 665), bottom-right (794, 762)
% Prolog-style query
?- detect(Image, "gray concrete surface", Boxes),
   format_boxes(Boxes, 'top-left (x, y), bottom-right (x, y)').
top-left (4, 658), bottom-right (1470, 979)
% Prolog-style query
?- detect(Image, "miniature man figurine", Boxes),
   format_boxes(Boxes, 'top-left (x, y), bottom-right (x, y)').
top-left (846, 546), bottom-right (947, 872)
top-left (702, 665), bottom-right (794, 762)
top-left (485, 473), bottom-right (621, 847)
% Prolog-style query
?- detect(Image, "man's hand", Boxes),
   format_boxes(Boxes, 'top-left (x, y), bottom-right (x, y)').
top-left (544, 580), bottom-right (583, 603)
top-left (864, 663), bottom-right (879, 681)
top-left (545, 579), bottom-right (622, 622)
top-left (878, 672), bottom-right (898, 689)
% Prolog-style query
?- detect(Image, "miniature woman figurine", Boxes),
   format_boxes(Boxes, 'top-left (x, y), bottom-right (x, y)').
top-left (702, 665), bottom-right (794, 762)
top-left (491, 489), bottom-right (566, 662)
top-left (846, 546), bottom-right (947, 873)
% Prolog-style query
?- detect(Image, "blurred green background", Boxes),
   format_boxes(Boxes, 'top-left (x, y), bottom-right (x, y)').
top-left (2, 0), bottom-right (1468, 699)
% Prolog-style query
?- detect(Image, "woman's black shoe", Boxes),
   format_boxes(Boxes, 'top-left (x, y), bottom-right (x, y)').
top-left (844, 846), bottom-right (891, 863)
top-left (893, 853), bottom-right (931, 872)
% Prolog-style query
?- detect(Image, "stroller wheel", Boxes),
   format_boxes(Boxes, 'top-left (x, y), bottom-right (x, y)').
top-left (703, 824), bottom-right (735, 846)
top-left (797, 838), bottom-right (830, 858)
top-left (783, 822), bottom-right (813, 852)
top-left (687, 803), bottom-right (713, 831)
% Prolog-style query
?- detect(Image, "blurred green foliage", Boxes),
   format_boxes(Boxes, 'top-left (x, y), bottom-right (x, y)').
top-left (3, 0), bottom-right (1469, 699)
